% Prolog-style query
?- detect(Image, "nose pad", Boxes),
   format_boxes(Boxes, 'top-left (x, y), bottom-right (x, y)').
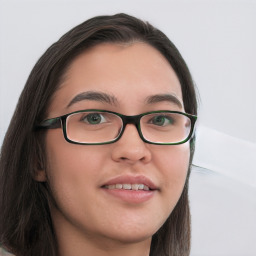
top-left (111, 124), bottom-right (152, 164)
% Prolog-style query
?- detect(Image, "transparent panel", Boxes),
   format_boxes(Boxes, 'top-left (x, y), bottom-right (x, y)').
top-left (141, 112), bottom-right (191, 143)
top-left (66, 111), bottom-right (123, 143)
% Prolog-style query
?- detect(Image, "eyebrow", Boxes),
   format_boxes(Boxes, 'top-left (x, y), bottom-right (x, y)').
top-left (67, 91), bottom-right (183, 109)
top-left (67, 91), bottom-right (118, 108)
top-left (145, 94), bottom-right (183, 109)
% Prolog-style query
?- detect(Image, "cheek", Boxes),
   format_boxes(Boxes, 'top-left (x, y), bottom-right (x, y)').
top-left (153, 143), bottom-right (190, 206)
top-left (156, 143), bottom-right (190, 178)
top-left (44, 130), bottom-right (108, 206)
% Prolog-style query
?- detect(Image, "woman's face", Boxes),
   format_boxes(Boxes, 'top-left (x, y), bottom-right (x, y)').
top-left (42, 43), bottom-right (190, 246)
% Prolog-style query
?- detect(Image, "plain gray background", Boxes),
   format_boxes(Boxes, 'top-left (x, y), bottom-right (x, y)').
top-left (0, 0), bottom-right (255, 255)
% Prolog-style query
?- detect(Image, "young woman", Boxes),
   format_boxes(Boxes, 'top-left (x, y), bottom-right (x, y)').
top-left (0, 13), bottom-right (198, 256)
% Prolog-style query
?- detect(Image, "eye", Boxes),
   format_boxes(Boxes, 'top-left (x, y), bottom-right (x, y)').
top-left (81, 113), bottom-right (107, 125)
top-left (150, 115), bottom-right (174, 126)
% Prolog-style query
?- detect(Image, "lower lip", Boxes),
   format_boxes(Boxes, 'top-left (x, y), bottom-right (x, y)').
top-left (102, 188), bottom-right (156, 204)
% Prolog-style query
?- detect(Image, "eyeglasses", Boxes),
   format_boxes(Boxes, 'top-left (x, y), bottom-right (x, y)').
top-left (37, 109), bottom-right (197, 145)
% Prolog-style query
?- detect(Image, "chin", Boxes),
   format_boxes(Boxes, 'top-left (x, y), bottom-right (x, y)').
top-left (101, 224), bottom-right (159, 245)
top-left (109, 232), bottom-right (152, 245)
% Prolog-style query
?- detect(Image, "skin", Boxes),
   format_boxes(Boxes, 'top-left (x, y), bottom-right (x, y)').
top-left (37, 43), bottom-right (190, 256)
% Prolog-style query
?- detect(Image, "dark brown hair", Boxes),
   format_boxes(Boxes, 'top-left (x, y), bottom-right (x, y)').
top-left (0, 13), bottom-right (197, 256)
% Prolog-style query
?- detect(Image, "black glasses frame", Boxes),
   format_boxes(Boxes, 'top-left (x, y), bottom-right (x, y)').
top-left (37, 109), bottom-right (197, 145)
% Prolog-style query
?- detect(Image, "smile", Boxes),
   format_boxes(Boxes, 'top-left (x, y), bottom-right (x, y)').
top-left (103, 184), bottom-right (150, 191)
top-left (101, 175), bottom-right (158, 204)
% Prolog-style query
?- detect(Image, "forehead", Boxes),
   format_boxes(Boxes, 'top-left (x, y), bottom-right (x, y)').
top-left (49, 42), bottom-right (183, 115)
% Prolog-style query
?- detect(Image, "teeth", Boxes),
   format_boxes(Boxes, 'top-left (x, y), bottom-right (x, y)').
top-left (123, 184), bottom-right (132, 190)
top-left (105, 184), bottom-right (151, 191)
top-left (116, 184), bottom-right (122, 189)
top-left (131, 184), bottom-right (139, 190)
top-left (138, 184), bottom-right (144, 190)
top-left (143, 185), bottom-right (150, 191)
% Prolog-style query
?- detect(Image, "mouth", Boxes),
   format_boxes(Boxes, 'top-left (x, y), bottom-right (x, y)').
top-left (104, 184), bottom-right (152, 191)
top-left (101, 175), bottom-right (158, 203)
top-left (103, 183), bottom-right (152, 191)
top-left (102, 175), bottom-right (158, 190)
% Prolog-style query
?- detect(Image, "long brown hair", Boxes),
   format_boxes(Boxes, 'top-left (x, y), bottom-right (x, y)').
top-left (0, 13), bottom-right (198, 256)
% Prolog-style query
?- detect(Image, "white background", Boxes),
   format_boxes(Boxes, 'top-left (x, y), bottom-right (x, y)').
top-left (0, 0), bottom-right (255, 255)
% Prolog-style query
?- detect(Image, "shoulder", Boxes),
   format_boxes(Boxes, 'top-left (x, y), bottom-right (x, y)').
top-left (0, 247), bottom-right (15, 256)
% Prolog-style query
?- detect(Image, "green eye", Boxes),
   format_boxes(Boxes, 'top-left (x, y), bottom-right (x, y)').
top-left (151, 115), bottom-right (174, 126)
top-left (83, 113), bottom-right (105, 124)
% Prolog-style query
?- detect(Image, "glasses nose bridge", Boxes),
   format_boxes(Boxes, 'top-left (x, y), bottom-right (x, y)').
top-left (121, 114), bottom-right (141, 135)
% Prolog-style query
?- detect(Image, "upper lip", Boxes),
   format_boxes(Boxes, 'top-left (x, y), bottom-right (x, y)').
top-left (102, 175), bottom-right (159, 190)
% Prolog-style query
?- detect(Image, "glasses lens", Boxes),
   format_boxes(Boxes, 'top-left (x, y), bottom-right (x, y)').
top-left (66, 111), bottom-right (123, 144)
top-left (140, 112), bottom-right (191, 144)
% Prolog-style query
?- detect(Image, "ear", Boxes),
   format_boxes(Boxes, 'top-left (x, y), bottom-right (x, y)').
top-left (34, 169), bottom-right (47, 182)
top-left (33, 157), bottom-right (47, 182)
top-left (33, 140), bottom-right (47, 182)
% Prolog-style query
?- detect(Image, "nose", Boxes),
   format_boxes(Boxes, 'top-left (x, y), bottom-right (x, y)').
top-left (111, 124), bottom-right (152, 164)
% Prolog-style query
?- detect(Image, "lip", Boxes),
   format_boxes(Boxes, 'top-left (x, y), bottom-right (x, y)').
top-left (101, 175), bottom-right (159, 204)
top-left (102, 175), bottom-right (158, 190)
